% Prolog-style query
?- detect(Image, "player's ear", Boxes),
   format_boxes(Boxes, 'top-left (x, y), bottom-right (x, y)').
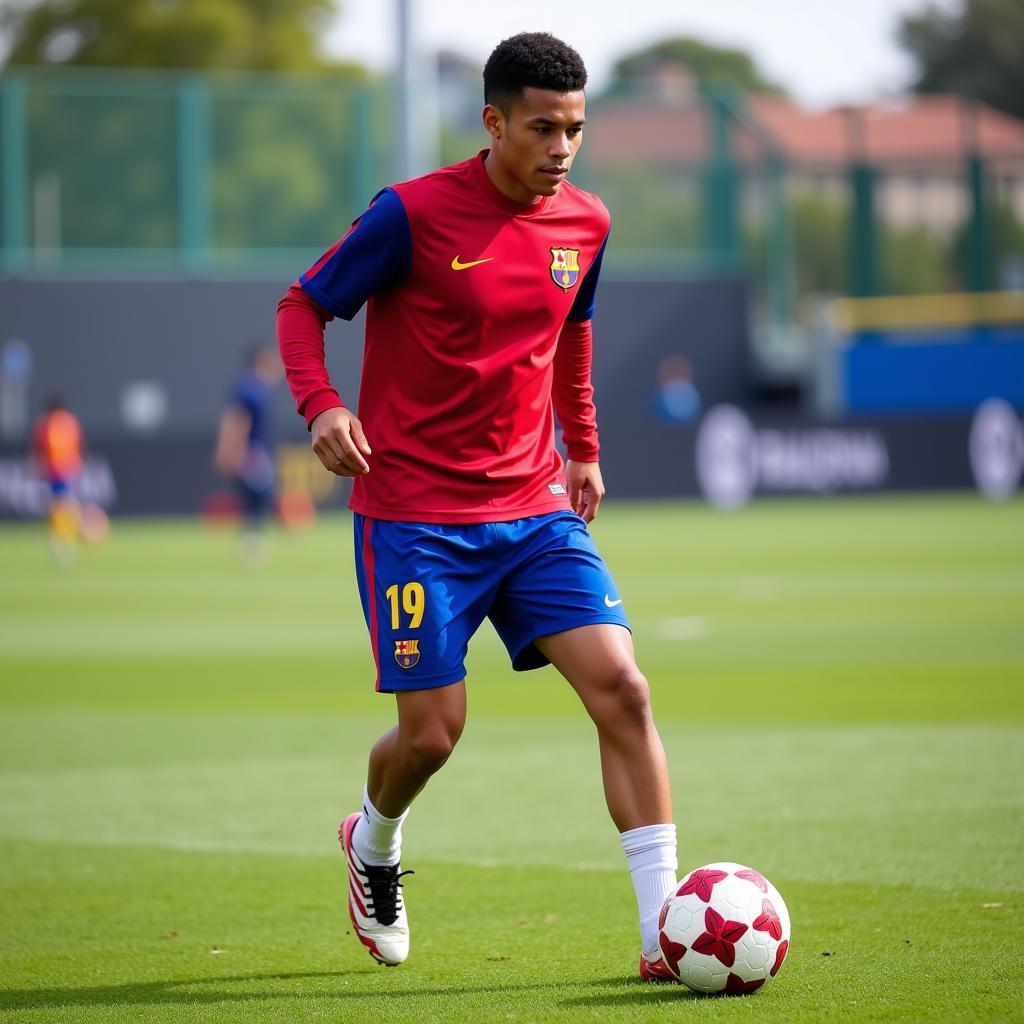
top-left (482, 103), bottom-right (504, 140)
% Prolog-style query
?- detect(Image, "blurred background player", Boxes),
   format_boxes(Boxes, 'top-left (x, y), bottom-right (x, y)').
top-left (214, 344), bottom-right (282, 567)
top-left (31, 396), bottom-right (85, 566)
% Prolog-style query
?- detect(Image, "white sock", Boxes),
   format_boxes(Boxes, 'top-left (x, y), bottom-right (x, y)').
top-left (620, 823), bottom-right (678, 957)
top-left (351, 786), bottom-right (408, 867)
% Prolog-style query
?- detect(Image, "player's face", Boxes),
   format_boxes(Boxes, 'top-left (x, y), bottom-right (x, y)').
top-left (483, 87), bottom-right (586, 203)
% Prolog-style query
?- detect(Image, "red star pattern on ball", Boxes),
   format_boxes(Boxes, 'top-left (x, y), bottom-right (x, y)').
top-left (735, 868), bottom-right (769, 893)
top-left (725, 973), bottom-right (766, 995)
top-left (691, 906), bottom-right (749, 967)
top-left (753, 898), bottom-right (784, 941)
top-left (676, 868), bottom-right (728, 903)
top-left (770, 939), bottom-right (789, 977)
top-left (658, 932), bottom-right (686, 978)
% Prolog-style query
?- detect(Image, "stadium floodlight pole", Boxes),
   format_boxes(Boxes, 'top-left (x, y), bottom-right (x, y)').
top-left (395, 0), bottom-right (439, 180)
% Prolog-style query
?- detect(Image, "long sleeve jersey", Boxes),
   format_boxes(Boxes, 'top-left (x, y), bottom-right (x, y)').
top-left (276, 149), bottom-right (610, 523)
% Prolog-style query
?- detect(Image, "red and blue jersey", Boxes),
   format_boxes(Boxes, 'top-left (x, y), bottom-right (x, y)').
top-left (277, 150), bottom-right (610, 523)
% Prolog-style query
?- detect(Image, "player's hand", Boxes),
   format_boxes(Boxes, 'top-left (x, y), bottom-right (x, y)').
top-left (566, 459), bottom-right (605, 524)
top-left (310, 407), bottom-right (372, 476)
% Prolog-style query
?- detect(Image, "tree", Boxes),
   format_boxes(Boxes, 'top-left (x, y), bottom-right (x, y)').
top-left (899, 0), bottom-right (1024, 121)
top-left (951, 199), bottom-right (1024, 289)
top-left (605, 36), bottom-right (785, 99)
top-left (0, 0), bottom-right (377, 262)
top-left (0, 0), bottom-right (355, 73)
top-left (790, 194), bottom-right (847, 295)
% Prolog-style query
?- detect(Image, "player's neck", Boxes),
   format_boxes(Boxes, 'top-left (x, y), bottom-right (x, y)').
top-left (483, 150), bottom-right (543, 206)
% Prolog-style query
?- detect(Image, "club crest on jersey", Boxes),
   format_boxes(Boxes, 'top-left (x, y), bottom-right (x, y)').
top-left (394, 639), bottom-right (420, 669)
top-left (550, 248), bottom-right (581, 290)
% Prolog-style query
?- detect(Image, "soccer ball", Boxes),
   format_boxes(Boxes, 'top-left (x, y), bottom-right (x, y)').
top-left (658, 861), bottom-right (790, 994)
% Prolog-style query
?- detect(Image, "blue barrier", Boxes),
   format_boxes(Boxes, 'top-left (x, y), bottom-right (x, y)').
top-left (844, 329), bottom-right (1024, 414)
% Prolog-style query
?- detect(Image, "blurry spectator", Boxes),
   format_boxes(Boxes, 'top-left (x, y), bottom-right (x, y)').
top-left (31, 396), bottom-right (84, 565)
top-left (653, 355), bottom-right (701, 424)
top-left (214, 345), bottom-right (282, 567)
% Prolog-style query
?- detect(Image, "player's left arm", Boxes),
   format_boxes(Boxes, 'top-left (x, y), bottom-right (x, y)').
top-left (553, 233), bottom-right (608, 524)
top-left (565, 456), bottom-right (605, 525)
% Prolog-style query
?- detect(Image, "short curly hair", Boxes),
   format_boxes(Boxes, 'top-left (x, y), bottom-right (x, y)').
top-left (483, 32), bottom-right (588, 111)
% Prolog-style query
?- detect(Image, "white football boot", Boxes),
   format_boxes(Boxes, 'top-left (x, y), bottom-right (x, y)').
top-left (339, 812), bottom-right (412, 966)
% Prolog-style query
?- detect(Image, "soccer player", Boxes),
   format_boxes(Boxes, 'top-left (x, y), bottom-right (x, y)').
top-left (214, 345), bottom-right (282, 567)
top-left (276, 32), bottom-right (679, 981)
top-left (31, 396), bottom-right (85, 566)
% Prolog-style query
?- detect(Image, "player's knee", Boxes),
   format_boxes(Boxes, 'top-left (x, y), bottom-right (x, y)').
top-left (602, 665), bottom-right (653, 730)
top-left (406, 721), bottom-right (462, 772)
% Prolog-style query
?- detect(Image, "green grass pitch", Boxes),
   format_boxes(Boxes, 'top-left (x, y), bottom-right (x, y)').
top-left (0, 495), bottom-right (1022, 1023)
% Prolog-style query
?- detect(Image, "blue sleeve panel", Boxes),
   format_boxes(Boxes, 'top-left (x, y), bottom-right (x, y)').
top-left (300, 188), bottom-right (413, 320)
top-left (567, 232), bottom-right (609, 323)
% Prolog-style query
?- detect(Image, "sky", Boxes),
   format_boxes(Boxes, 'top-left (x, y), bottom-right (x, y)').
top-left (325, 0), bottom-right (958, 109)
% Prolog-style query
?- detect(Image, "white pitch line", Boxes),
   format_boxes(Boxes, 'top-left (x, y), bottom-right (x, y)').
top-left (0, 829), bottom-right (624, 871)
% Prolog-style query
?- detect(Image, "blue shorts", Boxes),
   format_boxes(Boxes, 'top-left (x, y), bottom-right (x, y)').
top-left (233, 477), bottom-right (273, 525)
top-left (353, 511), bottom-right (631, 693)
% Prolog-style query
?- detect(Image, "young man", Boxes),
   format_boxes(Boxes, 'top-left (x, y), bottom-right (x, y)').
top-left (277, 32), bottom-right (679, 981)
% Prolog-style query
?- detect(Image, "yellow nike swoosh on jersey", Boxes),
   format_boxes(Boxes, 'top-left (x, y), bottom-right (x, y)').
top-left (451, 256), bottom-right (495, 271)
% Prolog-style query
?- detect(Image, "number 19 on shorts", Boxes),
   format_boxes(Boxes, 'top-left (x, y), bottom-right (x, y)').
top-left (385, 581), bottom-right (425, 630)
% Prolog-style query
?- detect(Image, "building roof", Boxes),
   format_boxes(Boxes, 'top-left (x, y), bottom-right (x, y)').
top-left (750, 94), bottom-right (1024, 165)
top-left (586, 93), bottom-right (1024, 168)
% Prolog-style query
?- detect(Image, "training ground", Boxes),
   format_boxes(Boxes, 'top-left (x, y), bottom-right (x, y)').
top-left (0, 495), bottom-right (1021, 1023)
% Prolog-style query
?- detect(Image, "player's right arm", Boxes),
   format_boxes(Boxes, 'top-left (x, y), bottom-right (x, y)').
top-left (275, 188), bottom-right (412, 477)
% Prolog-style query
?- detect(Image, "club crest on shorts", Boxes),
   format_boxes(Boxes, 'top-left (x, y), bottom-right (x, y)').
top-left (394, 639), bottom-right (420, 669)
top-left (550, 248), bottom-right (580, 290)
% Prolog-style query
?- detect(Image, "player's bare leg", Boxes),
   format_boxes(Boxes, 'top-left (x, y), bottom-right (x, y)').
top-left (341, 681), bottom-right (467, 966)
top-left (367, 681), bottom-right (467, 816)
top-left (535, 623), bottom-right (678, 978)
top-left (536, 624), bottom-right (670, 828)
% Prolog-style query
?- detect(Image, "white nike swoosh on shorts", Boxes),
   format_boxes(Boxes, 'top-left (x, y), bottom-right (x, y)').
top-left (604, 595), bottom-right (623, 607)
